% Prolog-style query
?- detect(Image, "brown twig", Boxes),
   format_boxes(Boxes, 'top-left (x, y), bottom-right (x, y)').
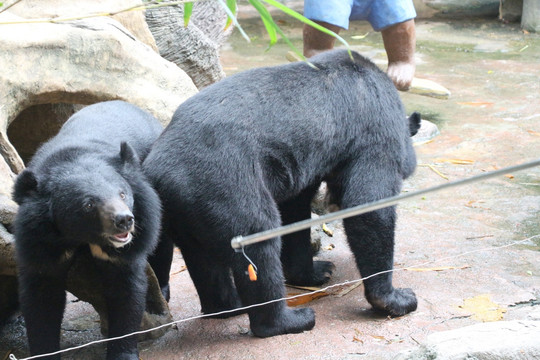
top-left (418, 163), bottom-right (449, 180)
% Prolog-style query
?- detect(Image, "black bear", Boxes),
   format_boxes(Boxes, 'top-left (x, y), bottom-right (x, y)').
top-left (13, 101), bottom-right (162, 360)
top-left (144, 50), bottom-right (420, 338)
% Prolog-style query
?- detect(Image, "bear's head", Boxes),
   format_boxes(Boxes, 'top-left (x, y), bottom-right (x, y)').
top-left (14, 142), bottom-right (141, 249)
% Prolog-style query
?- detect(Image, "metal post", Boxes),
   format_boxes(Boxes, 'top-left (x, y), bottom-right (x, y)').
top-left (231, 158), bottom-right (540, 249)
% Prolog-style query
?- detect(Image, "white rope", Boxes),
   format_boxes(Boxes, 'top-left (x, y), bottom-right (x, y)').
top-left (10, 234), bottom-right (539, 360)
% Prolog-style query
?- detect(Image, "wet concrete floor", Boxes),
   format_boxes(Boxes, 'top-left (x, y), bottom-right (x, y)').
top-left (2, 13), bottom-right (540, 360)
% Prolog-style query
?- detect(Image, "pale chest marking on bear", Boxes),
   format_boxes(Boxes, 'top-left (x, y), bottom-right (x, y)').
top-left (89, 244), bottom-right (112, 261)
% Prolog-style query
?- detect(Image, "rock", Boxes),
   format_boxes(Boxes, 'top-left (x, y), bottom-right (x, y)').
top-left (7, 0), bottom-right (159, 51)
top-left (0, 13), bottom-right (197, 176)
top-left (311, 182), bottom-right (340, 215)
top-left (528, 308), bottom-right (540, 320)
top-left (8, 104), bottom-right (83, 164)
top-left (412, 119), bottom-right (440, 145)
top-left (522, 0), bottom-right (540, 32)
top-left (423, 0), bottom-right (500, 17)
top-left (396, 320), bottom-right (540, 360)
top-left (0, 225), bottom-right (15, 277)
top-left (146, 1), bottom-right (232, 89)
top-left (310, 226), bottom-right (322, 255)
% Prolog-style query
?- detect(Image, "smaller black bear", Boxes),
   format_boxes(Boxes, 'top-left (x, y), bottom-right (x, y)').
top-left (13, 101), bottom-right (162, 360)
top-left (144, 50), bottom-right (419, 338)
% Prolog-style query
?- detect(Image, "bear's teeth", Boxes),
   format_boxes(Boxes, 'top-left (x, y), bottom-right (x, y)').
top-left (114, 232), bottom-right (130, 242)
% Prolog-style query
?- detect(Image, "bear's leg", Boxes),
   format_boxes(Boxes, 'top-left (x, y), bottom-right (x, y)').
top-left (279, 186), bottom-right (335, 286)
top-left (148, 232), bottom-right (175, 301)
top-left (231, 237), bottom-right (315, 337)
top-left (97, 260), bottom-right (147, 360)
top-left (180, 241), bottom-right (243, 318)
top-left (19, 270), bottom-right (67, 360)
top-left (335, 163), bottom-right (417, 317)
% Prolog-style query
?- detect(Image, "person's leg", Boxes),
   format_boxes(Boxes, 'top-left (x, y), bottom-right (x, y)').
top-left (302, 0), bottom-right (352, 57)
top-left (381, 19), bottom-right (416, 91)
top-left (303, 21), bottom-right (343, 58)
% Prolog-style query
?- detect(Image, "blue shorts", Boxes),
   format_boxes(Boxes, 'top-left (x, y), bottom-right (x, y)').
top-left (304, 0), bottom-right (416, 31)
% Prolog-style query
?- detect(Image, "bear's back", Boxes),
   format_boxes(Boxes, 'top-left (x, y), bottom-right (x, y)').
top-left (30, 101), bottom-right (162, 171)
top-left (164, 50), bottom-right (406, 153)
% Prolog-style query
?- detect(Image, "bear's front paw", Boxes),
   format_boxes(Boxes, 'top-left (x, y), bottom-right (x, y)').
top-left (251, 307), bottom-right (315, 338)
top-left (366, 287), bottom-right (417, 317)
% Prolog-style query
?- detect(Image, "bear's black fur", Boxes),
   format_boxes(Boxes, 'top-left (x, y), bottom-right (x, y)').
top-left (13, 101), bottom-right (162, 360)
top-left (144, 50), bottom-right (419, 338)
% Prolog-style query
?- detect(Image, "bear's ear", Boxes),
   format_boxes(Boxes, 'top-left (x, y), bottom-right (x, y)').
top-left (408, 112), bottom-right (421, 137)
top-left (120, 141), bottom-right (141, 167)
top-left (13, 169), bottom-right (38, 204)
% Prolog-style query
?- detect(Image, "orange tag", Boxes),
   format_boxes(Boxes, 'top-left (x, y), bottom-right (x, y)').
top-left (248, 264), bottom-right (257, 281)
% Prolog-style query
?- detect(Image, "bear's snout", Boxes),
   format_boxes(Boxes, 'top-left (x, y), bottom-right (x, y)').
top-left (114, 212), bottom-right (134, 232)
top-left (99, 199), bottom-right (136, 243)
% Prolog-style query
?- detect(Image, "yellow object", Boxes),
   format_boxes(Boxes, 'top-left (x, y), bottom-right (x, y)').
top-left (322, 223), bottom-right (334, 237)
top-left (408, 77), bottom-right (451, 100)
top-left (458, 294), bottom-right (506, 322)
top-left (286, 51), bottom-right (303, 62)
top-left (248, 264), bottom-right (257, 281)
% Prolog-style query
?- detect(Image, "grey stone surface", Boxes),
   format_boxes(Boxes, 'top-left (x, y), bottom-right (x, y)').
top-left (412, 120), bottom-right (440, 144)
top-left (7, 0), bottom-right (159, 51)
top-left (396, 320), bottom-right (540, 360)
top-left (522, 0), bottom-right (540, 32)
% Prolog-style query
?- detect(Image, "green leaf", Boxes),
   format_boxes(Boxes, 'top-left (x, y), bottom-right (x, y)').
top-left (224, 0), bottom-right (237, 30)
top-left (248, 0), bottom-right (316, 67)
top-left (247, 0), bottom-right (277, 49)
top-left (184, 2), bottom-right (193, 27)
top-left (261, 0), bottom-right (352, 59)
top-left (216, 0), bottom-right (250, 42)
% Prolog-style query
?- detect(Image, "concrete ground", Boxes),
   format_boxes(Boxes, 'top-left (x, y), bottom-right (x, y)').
top-left (1, 14), bottom-right (539, 360)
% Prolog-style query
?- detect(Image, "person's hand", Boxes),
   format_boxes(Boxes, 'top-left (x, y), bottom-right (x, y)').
top-left (387, 61), bottom-right (415, 91)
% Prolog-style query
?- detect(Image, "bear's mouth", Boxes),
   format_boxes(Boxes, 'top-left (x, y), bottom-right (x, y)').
top-left (109, 231), bottom-right (133, 246)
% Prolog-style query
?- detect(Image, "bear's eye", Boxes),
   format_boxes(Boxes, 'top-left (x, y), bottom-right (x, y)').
top-left (84, 200), bottom-right (95, 211)
top-left (120, 192), bottom-right (126, 200)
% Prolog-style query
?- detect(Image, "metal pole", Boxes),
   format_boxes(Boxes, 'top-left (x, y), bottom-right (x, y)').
top-left (231, 158), bottom-right (540, 250)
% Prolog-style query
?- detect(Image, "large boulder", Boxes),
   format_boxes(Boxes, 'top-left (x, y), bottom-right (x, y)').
top-left (0, 14), bottom-right (197, 176)
top-left (7, 0), bottom-right (159, 50)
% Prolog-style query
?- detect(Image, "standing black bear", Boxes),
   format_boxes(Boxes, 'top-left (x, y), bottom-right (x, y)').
top-left (13, 101), bottom-right (162, 360)
top-left (144, 50), bottom-right (420, 338)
